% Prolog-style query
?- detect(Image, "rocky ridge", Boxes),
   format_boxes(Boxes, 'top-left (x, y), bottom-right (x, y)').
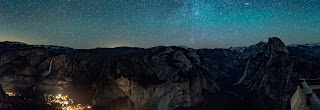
top-left (236, 37), bottom-right (320, 110)
top-left (0, 38), bottom-right (320, 110)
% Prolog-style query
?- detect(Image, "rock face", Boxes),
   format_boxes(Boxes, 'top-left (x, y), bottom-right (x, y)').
top-left (263, 37), bottom-right (289, 57)
top-left (236, 37), bottom-right (320, 110)
top-left (0, 38), bottom-right (320, 110)
top-left (87, 47), bottom-right (208, 110)
top-left (197, 49), bottom-right (245, 91)
top-left (0, 84), bottom-right (13, 110)
top-left (0, 43), bottom-right (212, 110)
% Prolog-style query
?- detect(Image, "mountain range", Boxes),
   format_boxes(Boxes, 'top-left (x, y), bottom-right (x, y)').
top-left (0, 37), bottom-right (320, 110)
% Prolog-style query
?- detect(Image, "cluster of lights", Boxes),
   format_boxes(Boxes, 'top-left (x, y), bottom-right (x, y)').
top-left (5, 92), bottom-right (17, 96)
top-left (44, 94), bottom-right (91, 110)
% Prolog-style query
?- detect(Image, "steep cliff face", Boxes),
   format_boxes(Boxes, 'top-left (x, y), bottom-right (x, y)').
top-left (0, 42), bottom-right (213, 110)
top-left (0, 47), bottom-right (103, 97)
top-left (1, 38), bottom-right (320, 110)
top-left (88, 47), bottom-right (209, 110)
top-left (197, 49), bottom-right (245, 90)
top-left (236, 37), bottom-right (320, 110)
top-left (263, 37), bottom-right (289, 57)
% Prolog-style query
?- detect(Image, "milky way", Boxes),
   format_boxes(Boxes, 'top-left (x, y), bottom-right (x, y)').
top-left (0, 0), bottom-right (320, 49)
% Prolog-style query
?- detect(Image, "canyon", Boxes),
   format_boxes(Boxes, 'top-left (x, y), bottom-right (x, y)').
top-left (0, 37), bottom-right (320, 110)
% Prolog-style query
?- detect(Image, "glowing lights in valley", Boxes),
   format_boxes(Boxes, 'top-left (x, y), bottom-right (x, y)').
top-left (4, 92), bottom-right (91, 110)
top-left (5, 92), bottom-right (17, 96)
top-left (45, 94), bottom-right (92, 110)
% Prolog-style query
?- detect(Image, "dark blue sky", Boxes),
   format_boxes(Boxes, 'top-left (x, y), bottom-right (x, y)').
top-left (0, 0), bottom-right (320, 49)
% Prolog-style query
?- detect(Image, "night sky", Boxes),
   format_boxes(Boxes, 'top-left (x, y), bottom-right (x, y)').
top-left (0, 0), bottom-right (320, 49)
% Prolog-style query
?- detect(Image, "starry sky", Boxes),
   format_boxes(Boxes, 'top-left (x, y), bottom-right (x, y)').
top-left (0, 0), bottom-right (320, 49)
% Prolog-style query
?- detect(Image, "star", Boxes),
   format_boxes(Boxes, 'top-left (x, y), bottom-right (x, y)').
top-left (190, 37), bottom-right (195, 44)
top-left (0, 0), bottom-right (319, 49)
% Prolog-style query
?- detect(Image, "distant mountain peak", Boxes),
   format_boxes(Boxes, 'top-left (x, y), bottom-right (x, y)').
top-left (288, 42), bottom-right (320, 48)
top-left (3, 41), bottom-right (28, 46)
top-left (263, 37), bottom-right (289, 56)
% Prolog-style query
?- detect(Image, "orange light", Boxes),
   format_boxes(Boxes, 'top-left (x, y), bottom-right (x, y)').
top-left (44, 94), bottom-right (91, 110)
top-left (5, 92), bottom-right (16, 96)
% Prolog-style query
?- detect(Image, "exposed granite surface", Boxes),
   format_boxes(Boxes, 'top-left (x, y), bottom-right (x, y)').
top-left (0, 37), bottom-right (320, 110)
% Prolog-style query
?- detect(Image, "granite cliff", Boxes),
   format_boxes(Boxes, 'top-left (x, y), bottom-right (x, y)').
top-left (236, 37), bottom-right (320, 110)
top-left (0, 37), bottom-right (320, 110)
